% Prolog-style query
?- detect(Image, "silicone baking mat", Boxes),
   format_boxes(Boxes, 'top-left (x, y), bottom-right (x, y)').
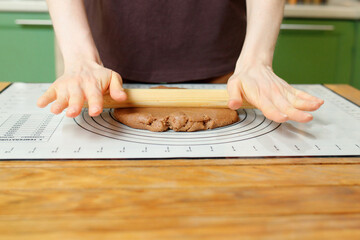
top-left (0, 83), bottom-right (359, 159)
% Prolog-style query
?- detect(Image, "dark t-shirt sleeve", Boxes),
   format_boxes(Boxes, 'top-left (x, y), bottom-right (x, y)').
top-left (84, 0), bottom-right (246, 83)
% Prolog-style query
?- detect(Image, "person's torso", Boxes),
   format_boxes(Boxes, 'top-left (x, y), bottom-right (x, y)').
top-left (84, 0), bottom-right (246, 83)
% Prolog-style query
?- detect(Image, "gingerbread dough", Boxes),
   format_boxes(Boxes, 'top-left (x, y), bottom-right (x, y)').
top-left (113, 86), bottom-right (239, 132)
top-left (113, 108), bottom-right (239, 132)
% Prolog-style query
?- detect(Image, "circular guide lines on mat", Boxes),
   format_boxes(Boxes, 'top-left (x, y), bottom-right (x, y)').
top-left (74, 109), bottom-right (281, 146)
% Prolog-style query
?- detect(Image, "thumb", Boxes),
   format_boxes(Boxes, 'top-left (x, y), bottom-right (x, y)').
top-left (227, 77), bottom-right (243, 110)
top-left (109, 71), bottom-right (127, 102)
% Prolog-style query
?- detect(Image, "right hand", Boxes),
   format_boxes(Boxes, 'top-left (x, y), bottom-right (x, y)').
top-left (227, 63), bottom-right (324, 123)
top-left (37, 60), bottom-right (127, 118)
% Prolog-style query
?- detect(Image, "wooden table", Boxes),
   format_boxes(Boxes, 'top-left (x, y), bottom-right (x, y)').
top-left (0, 83), bottom-right (360, 239)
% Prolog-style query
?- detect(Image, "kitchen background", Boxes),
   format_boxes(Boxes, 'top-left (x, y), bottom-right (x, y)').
top-left (0, 0), bottom-right (359, 89)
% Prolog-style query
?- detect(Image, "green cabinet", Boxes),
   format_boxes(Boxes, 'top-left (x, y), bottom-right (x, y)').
top-left (353, 22), bottom-right (360, 89)
top-left (0, 12), bottom-right (55, 83)
top-left (273, 19), bottom-right (356, 87)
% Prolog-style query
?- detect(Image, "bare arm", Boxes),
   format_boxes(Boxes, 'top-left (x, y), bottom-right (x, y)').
top-left (37, 0), bottom-right (126, 118)
top-left (47, 0), bottom-right (99, 65)
top-left (227, 0), bottom-right (323, 123)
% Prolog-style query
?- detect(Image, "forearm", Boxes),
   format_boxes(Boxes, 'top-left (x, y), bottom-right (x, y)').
top-left (236, 0), bottom-right (285, 69)
top-left (46, 0), bottom-right (100, 66)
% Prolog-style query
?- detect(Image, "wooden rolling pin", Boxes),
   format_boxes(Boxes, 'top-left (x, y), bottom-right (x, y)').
top-left (84, 89), bottom-right (254, 109)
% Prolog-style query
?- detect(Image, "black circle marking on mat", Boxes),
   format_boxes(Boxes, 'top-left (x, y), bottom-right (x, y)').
top-left (74, 109), bottom-right (281, 146)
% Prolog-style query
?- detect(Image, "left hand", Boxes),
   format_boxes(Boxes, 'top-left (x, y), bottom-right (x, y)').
top-left (227, 63), bottom-right (324, 123)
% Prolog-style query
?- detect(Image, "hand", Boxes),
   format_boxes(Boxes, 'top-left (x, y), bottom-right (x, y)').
top-left (227, 64), bottom-right (324, 123)
top-left (37, 60), bottom-right (126, 118)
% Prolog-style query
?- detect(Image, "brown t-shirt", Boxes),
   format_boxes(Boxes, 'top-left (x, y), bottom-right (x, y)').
top-left (84, 0), bottom-right (246, 83)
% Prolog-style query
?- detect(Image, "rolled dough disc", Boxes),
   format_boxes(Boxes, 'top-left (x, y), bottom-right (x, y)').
top-left (113, 107), bottom-right (239, 132)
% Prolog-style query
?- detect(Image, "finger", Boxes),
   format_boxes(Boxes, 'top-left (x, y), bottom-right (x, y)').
top-left (274, 96), bottom-right (313, 123)
top-left (109, 71), bottom-right (127, 102)
top-left (259, 97), bottom-right (289, 123)
top-left (227, 79), bottom-right (243, 110)
top-left (84, 82), bottom-right (103, 117)
top-left (50, 91), bottom-right (69, 115)
top-left (280, 104), bottom-right (313, 123)
top-left (287, 92), bottom-right (323, 112)
top-left (37, 87), bottom-right (56, 108)
top-left (295, 89), bottom-right (324, 105)
top-left (66, 85), bottom-right (84, 118)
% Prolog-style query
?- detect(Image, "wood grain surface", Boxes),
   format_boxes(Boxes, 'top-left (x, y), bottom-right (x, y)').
top-left (0, 83), bottom-right (360, 240)
top-left (0, 82), bottom-right (10, 92)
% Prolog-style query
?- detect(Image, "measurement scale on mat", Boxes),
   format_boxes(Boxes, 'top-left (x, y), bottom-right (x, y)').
top-left (0, 83), bottom-right (359, 159)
